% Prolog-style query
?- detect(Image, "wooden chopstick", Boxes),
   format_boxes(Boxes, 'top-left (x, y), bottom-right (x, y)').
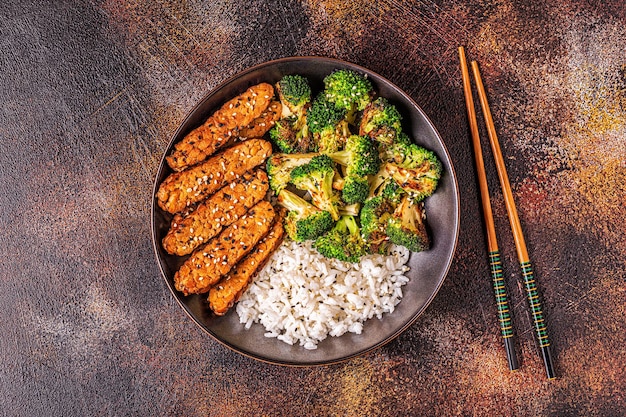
top-left (470, 59), bottom-right (556, 380)
top-left (458, 47), bottom-right (518, 372)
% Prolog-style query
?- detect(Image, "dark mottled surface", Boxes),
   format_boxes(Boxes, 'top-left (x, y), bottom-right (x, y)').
top-left (1, 0), bottom-right (624, 416)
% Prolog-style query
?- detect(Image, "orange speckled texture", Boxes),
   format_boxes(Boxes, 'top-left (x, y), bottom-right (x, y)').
top-left (0, 1), bottom-right (624, 415)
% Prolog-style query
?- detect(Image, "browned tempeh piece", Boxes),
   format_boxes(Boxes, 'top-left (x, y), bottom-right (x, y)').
top-left (238, 100), bottom-right (281, 139)
top-left (208, 209), bottom-right (286, 315)
top-left (162, 170), bottom-right (270, 256)
top-left (174, 201), bottom-right (276, 296)
top-left (166, 83), bottom-right (275, 171)
top-left (156, 139), bottom-right (272, 214)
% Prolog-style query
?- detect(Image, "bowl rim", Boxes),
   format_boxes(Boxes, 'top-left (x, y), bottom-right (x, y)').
top-left (150, 56), bottom-right (460, 366)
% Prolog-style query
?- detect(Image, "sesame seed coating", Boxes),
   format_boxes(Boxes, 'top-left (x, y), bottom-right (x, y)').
top-left (156, 138), bottom-right (273, 214)
top-left (166, 83), bottom-right (275, 172)
top-left (208, 209), bottom-right (286, 315)
top-left (162, 169), bottom-right (270, 256)
top-left (174, 201), bottom-right (276, 296)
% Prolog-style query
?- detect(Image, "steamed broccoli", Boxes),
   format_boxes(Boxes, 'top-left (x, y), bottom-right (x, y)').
top-left (290, 154), bottom-right (341, 220)
top-left (266, 152), bottom-right (317, 193)
top-left (276, 74), bottom-right (312, 118)
top-left (277, 189), bottom-right (334, 242)
top-left (323, 69), bottom-right (374, 123)
top-left (306, 95), bottom-right (349, 153)
top-left (386, 195), bottom-right (430, 252)
top-left (359, 97), bottom-right (403, 145)
top-left (314, 215), bottom-right (368, 262)
top-left (328, 134), bottom-right (380, 177)
top-left (380, 142), bottom-right (442, 202)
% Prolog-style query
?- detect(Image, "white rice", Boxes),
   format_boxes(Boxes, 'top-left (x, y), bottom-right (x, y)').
top-left (236, 240), bottom-right (411, 350)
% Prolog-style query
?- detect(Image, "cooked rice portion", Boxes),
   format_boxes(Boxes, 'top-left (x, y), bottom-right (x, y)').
top-left (236, 240), bottom-right (410, 350)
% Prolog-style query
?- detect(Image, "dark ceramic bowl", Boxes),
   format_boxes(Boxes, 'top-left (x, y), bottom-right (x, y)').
top-left (151, 57), bottom-right (459, 365)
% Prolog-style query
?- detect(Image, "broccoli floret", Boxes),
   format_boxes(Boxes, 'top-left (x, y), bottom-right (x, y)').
top-left (341, 175), bottom-right (369, 204)
top-left (276, 75), bottom-right (312, 118)
top-left (328, 134), bottom-right (380, 177)
top-left (367, 163), bottom-right (394, 199)
top-left (327, 134), bottom-right (380, 204)
top-left (289, 154), bottom-right (341, 220)
top-left (266, 152), bottom-right (317, 193)
top-left (269, 117), bottom-right (298, 153)
top-left (314, 215), bottom-right (368, 262)
top-left (360, 196), bottom-right (394, 254)
top-left (277, 189), bottom-right (334, 242)
top-left (269, 116), bottom-right (314, 154)
top-left (323, 69), bottom-right (374, 123)
top-left (359, 178), bottom-right (406, 254)
top-left (381, 142), bottom-right (443, 201)
top-left (271, 75), bottom-right (314, 153)
top-left (395, 131), bottom-right (413, 146)
top-left (332, 168), bottom-right (345, 191)
top-left (306, 95), bottom-right (349, 153)
top-left (386, 196), bottom-right (430, 252)
top-left (339, 202), bottom-right (361, 216)
top-left (380, 179), bottom-right (405, 203)
top-left (359, 97), bottom-right (403, 145)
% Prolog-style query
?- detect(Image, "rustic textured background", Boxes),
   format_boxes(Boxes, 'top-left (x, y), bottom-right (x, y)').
top-left (1, 1), bottom-right (624, 416)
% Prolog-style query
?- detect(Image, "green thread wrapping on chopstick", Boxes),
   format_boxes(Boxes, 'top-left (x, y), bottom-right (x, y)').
top-left (520, 261), bottom-right (550, 348)
top-left (489, 251), bottom-right (514, 338)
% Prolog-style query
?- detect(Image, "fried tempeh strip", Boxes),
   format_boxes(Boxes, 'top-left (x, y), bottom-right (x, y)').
top-left (174, 201), bottom-right (276, 296)
top-left (237, 100), bottom-right (281, 139)
top-left (162, 170), bottom-right (270, 256)
top-left (166, 83), bottom-right (275, 171)
top-left (208, 209), bottom-right (286, 315)
top-left (156, 139), bottom-right (273, 214)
